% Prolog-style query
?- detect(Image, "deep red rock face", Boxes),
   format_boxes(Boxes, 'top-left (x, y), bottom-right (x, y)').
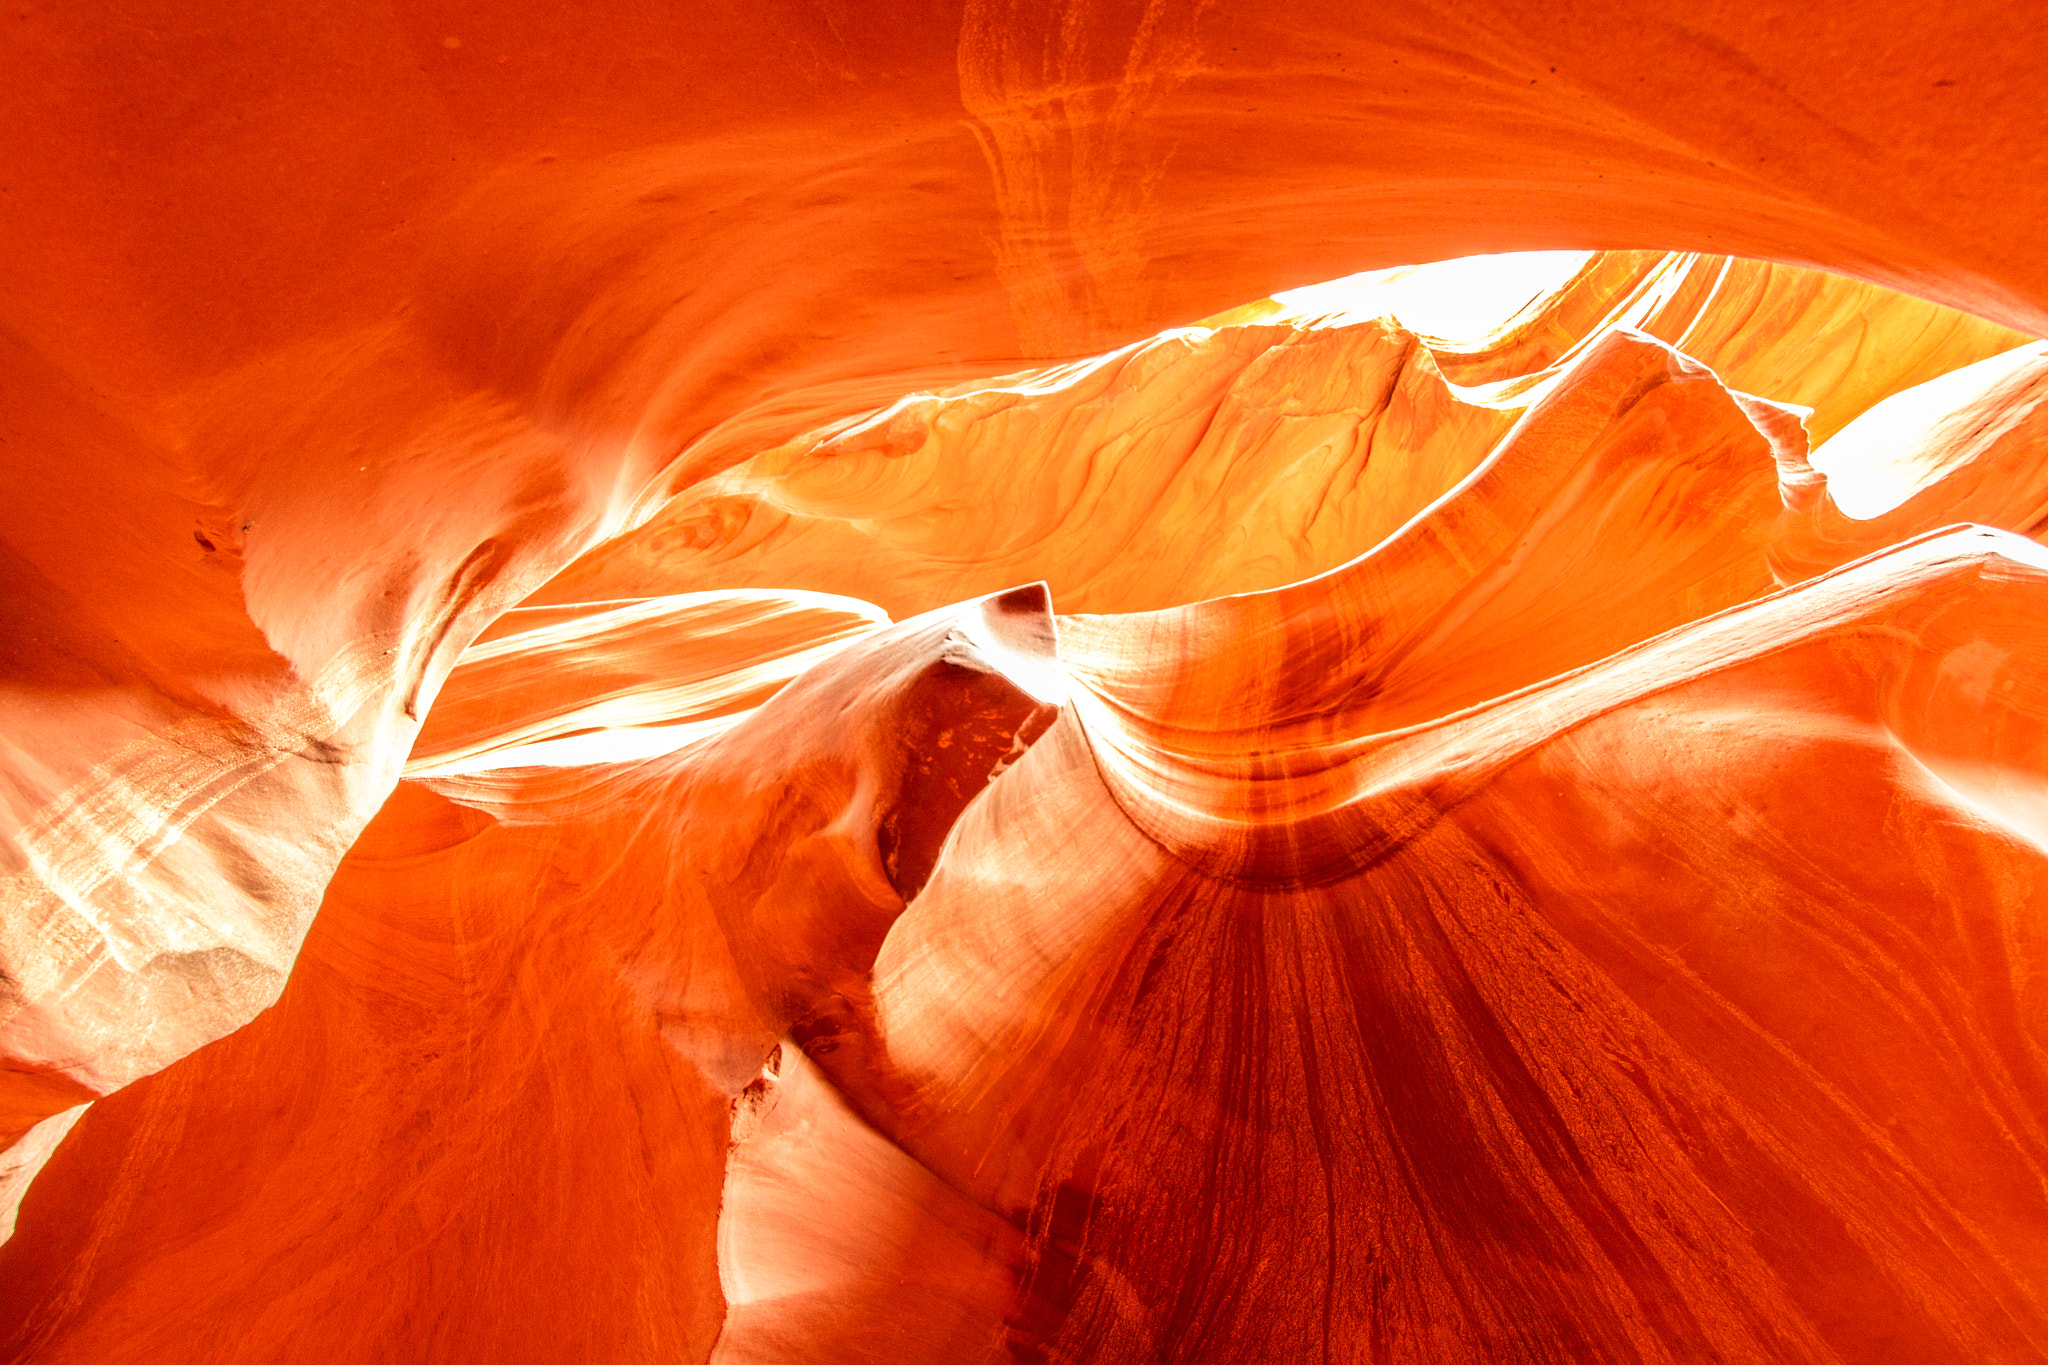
top-left (2, 4), bottom-right (2048, 1362)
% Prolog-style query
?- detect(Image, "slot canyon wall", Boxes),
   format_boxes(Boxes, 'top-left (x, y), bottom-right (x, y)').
top-left (2, 2), bottom-right (2048, 1361)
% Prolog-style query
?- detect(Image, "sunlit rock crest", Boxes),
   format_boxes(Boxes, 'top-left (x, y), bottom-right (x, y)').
top-left (4, 245), bottom-right (2047, 1363)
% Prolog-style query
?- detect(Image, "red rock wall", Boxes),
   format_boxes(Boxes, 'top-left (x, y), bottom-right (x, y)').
top-left (2, 3), bottom-right (2047, 1360)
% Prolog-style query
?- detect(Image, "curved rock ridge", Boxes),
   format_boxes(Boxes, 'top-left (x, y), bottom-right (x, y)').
top-left (4, 2), bottom-right (2048, 1355)
top-left (0, 233), bottom-right (2026, 1225)
top-left (543, 250), bottom-right (2028, 621)
top-left (867, 530), bottom-right (2048, 1365)
top-left (406, 590), bottom-right (894, 777)
top-left (5, 255), bottom-right (2048, 1360)
top-left (1251, 250), bottom-right (2027, 443)
top-left (0, 586), bottom-right (1065, 1363)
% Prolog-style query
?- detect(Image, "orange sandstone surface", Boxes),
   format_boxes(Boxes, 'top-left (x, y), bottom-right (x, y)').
top-left (2, 3), bottom-right (2048, 1361)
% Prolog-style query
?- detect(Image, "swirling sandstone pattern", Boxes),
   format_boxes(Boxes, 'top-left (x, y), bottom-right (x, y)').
top-left (2, 3), bottom-right (2047, 1360)
top-left (6, 249), bottom-right (2048, 1360)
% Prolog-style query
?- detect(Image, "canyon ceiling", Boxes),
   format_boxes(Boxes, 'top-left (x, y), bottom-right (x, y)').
top-left (2, 1), bottom-right (2048, 1361)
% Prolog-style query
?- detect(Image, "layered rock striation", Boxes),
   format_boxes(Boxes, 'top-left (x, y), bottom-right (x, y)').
top-left (5, 244), bottom-right (2048, 1361)
top-left (3, 2), bottom-right (2048, 1356)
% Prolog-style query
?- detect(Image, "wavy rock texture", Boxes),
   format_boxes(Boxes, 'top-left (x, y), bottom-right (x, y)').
top-left (4, 0), bottom-right (2045, 1163)
top-left (5, 239), bottom-right (2048, 1362)
top-left (2, 2), bottom-right (2048, 1359)
top-left (544, 251), bottom-right (2027, 619)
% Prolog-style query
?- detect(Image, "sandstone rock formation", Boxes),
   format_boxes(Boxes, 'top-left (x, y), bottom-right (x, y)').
top-left (2, 3), bottom-right (2047, 1361)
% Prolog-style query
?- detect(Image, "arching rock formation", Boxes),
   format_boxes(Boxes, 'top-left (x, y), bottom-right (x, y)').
top-left (2, 4), bottom-right (2048, 1362)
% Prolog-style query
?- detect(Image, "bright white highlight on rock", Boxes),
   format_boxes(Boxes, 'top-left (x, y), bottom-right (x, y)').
top-left (1270, 251), bottom-right (1597, 343)
top-left (1811, 340), bottom-right (2048, 519)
